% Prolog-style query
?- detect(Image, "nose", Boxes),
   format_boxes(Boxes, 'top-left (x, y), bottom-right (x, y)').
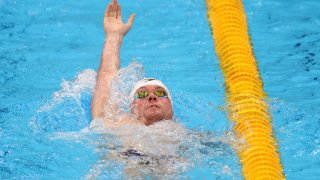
top-left (148, 93), bottom-right (158, 101)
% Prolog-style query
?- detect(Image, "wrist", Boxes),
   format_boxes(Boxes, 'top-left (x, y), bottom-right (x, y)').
top-left (106, 33), bottom-right (124, 41)
top-left (105, 34), bottom-right (123, 48)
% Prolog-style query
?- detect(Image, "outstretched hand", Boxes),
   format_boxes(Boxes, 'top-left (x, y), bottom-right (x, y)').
top-left (104, 0), bottom-right (135, 37)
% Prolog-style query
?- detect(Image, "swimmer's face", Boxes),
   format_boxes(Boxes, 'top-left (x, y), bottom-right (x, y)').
top-left (131, 85), bottom-right (173, 126)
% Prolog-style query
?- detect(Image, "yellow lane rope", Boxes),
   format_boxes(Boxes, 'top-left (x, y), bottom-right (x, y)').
top-left (205, 0), bottom-right (285, 179)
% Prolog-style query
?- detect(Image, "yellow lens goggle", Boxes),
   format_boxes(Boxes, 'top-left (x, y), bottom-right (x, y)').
top-left (134, 89), bottom-right (168, 99)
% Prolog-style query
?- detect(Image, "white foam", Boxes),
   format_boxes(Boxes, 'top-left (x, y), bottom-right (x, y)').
top-left (83, 119), bottom-right (241, 178)
top-left (30, 62), bottom-right (144, 133)
top-left (29, 61), bottom-right (242, 178)
top-left (52, 69), bottom-right (96, 104)
top-left (107, 120), bottom-right (188, 156)
top-left (103, 61), bottom-right (145, 120)
top-left (30, 69), bottom-right (97, 132)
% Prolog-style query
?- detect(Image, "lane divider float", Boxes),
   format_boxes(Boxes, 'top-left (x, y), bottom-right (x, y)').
top-left (205, 0), bottom-right (285, 179)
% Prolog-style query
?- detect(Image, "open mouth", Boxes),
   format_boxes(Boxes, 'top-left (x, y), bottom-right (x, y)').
top-left (148, 104), bottom-right (160, 110)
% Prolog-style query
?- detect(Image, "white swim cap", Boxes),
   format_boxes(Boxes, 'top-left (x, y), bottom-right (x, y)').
top-left (129, 78), bottom-right (172, 107)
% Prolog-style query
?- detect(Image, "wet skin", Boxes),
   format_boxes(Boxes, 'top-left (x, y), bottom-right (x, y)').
top-left (131, 85), bottom-right (173, 126)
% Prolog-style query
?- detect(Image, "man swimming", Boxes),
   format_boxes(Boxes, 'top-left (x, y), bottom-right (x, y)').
top-left (91, 0), bottom-right (173, 127)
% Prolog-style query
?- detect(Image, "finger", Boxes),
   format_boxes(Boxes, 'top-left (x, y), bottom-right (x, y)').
top-left (126, 14), bottom-right (135, 27)
top-left (112, 0), bottom-right (120, 18)
top-left (106, 4), bottom-right (112, 17)
top-left (116, 6), bottom-right (122, 20)
top-left (109, 3), bottom-right (117, 17)
top-left (116, 5), bottom-right (119, 19)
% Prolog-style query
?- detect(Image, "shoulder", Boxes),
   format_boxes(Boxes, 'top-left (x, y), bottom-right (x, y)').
top-left (103, 115), bottom-right (142, 128)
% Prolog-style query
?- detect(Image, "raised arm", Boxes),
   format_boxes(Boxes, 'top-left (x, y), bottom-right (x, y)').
top-left (91, 0), bottom-right (135, 119)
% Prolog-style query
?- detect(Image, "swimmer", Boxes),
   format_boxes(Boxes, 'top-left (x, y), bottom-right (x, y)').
top-left (86, 1), bottom-right (240, 178)
top-left (91, 0), bottom-right (173, 127)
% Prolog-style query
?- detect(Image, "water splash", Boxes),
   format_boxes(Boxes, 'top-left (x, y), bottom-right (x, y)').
top-left (28, 61), bottom-right (242, 179)
top-left (103, 61), bottom-right (144, 120)
top-left (30, 69), bottom-right (96, 133)
top-left (29, 61), bottom-right (144, 133)
top-left (81, 120), bottom-right (241, 179)
top-left (48, 115), bottom-right (241, 179)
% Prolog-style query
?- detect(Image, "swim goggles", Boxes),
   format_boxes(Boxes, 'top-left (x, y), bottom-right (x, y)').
top-left (134, 89), bottom-right (168, 100)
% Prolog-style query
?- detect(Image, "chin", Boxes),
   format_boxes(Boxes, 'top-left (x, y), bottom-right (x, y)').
top-left (147, 113), bottom-right (163, 121)
top-left (144, 112), bottom-right (164, 125)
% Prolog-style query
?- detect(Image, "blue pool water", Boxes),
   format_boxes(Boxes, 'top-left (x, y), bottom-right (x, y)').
top-left (1, 0), bottom-right (319, 179)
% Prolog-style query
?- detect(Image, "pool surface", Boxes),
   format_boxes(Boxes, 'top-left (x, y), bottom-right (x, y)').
top-left (1, 0), bottom-right (320, 179)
